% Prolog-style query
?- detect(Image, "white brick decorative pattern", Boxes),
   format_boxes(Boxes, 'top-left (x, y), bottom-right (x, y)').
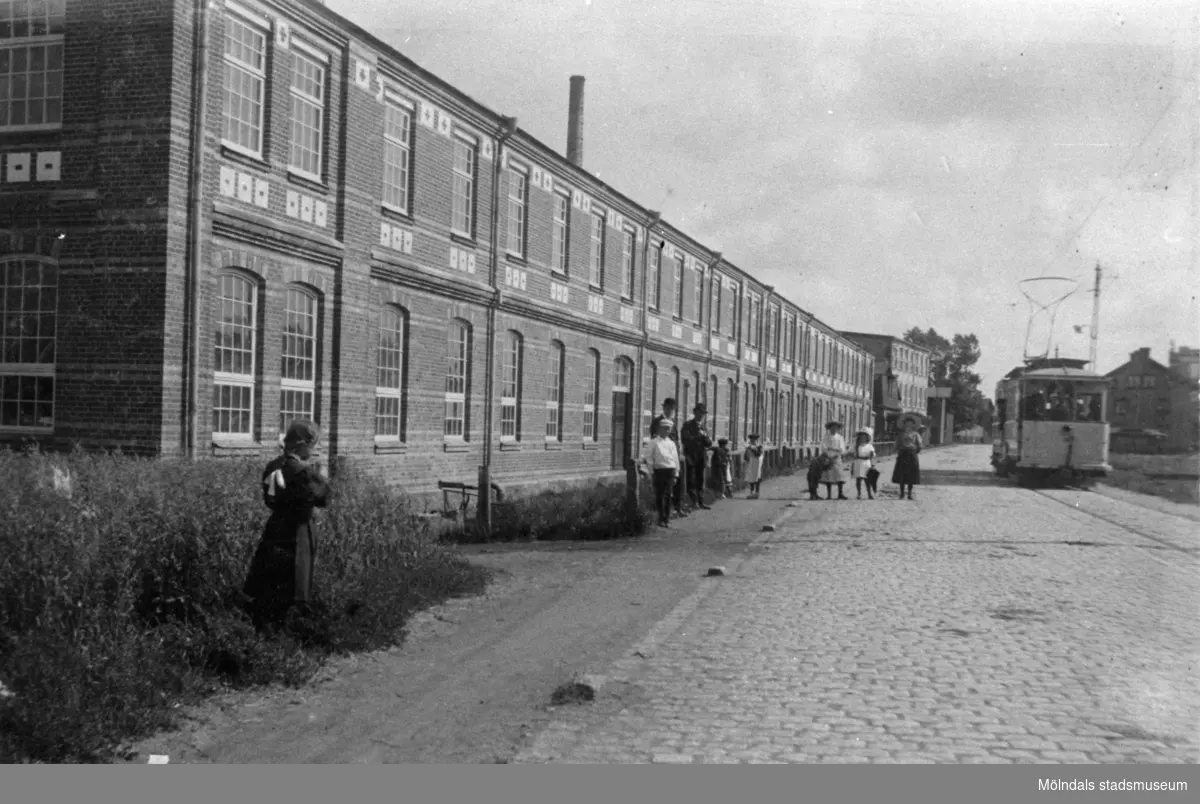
top-left (314, 199), bottom-right (326, 227)
top-left (299, 195), bottom-right (313, 223)
top-left (253, 177), bottom-right (269, 208)
top-left (285, 189), bottom-right (300, 217)
top-left (36, 151), bottom-right (61, 181)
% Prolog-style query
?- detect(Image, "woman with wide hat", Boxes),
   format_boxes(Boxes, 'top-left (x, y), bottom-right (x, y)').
top-left (820, 421), bottom-right (849, 500)
top-left (891, 415), bottom-right (923, 500)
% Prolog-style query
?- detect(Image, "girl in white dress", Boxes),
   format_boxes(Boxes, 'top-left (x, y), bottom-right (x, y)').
top-left (850, 427), bottom-right (876, 499)
top-left (820, 421), bottom-right (848, 500)
top-left (743, 434), bottom-right (764, 499)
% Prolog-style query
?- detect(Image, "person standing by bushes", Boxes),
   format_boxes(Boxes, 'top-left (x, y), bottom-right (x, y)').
top-left (640, 418), bottom-right (680, 527)
top-left (743, 433), bottom-right (764, 499)
top-left (891, 415), bottom-right (923, 500)
top-left (681, 403), bottom-right (713, 510)
top-left (243, 419), bottom-right (330, 628)
top-left (650, 397), bottom-right (688, 519)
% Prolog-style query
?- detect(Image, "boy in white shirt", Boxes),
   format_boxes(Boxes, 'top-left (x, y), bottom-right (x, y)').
top-left (640, 419), bottom-right (681, 526)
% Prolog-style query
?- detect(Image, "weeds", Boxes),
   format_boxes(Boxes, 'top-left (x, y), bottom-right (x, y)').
top-left (0, 446), bottom-right (490, 763)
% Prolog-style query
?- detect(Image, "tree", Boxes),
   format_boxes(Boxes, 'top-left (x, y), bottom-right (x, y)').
top-left (903, 328), bottom-right (988, 427)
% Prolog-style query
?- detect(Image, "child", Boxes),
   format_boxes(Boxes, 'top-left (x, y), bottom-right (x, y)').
top-left (850, 427), bottom-right (877, 499)
top-left (712, 438), bottom-right (734, 499)
top-left (806, 453), bottom-right (828, 500)
top-left (743, 433), bottom-right (764, 499)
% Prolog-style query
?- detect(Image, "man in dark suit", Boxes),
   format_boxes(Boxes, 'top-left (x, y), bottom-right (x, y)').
top-left (680, 403), bottom-right (713, 510)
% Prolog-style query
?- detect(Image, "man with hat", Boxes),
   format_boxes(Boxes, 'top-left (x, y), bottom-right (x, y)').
top-left (819, 420), bottom-right (849, 500)
top-left (680, 402), bottom-right (713, 510)
top-left (243, 419), bottom-right (331, 628)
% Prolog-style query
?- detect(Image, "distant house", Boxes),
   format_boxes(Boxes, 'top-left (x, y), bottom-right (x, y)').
top-left (1106, 347), bottom-right (1199, 452)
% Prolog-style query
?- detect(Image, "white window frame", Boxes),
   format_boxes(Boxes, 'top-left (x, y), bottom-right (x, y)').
top-left (0, 0), bottom-right (65, 132)
top-left (672, 254), bottom-right (684, 319)
top-left (767, 304), bottom-right (779, 355)
top-left (375, 306), bottom-right (406, 441)
top-left (279, 286), bottom-right (318, 434)
top-left (545, 341), bottom-right (564, 441)
top-left (0, 256), bottom-right (57, 432)
top-left (287, 39), bottom-right (328, 182)
top-left (506, 165), bottom-right (528, 258)
top-left (620, 228), bottom-right (635, 299)
top-left (445, 321), bottom-right (470, 439)
top-left (500, 331), bottom-right (521, 441)
top-left (382, 93), bottom-right (414, 214)
top-left (647, 245), bottom-right (662, 311)
top-left (551, 192), bottom-right (570, 275)
top-left (212, 272), bottom-right (258, 439)
top-left (451, 134), bottom-right (477, 238)
top-left (220, 6), bottom-right (269, 159)
top-left (613, 358), bottom-right (632, 393)
top-left (583, 349), bottom-right (599, 441)
top-left (588, 210), bottom-right (605, 288)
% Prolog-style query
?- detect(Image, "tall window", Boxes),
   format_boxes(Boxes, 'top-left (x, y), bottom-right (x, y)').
top-left (620, 228), bottom-right (635, 299)
top-left (643, 361), bottom-right (657, 436)
top-left (801, 396), bottom-right (808, 442)
top-left (451, 136), bottom-right (476, 236)
top-left (748, 293), bottom-right (761, 348)
top-left (648, 245), bottom-right (661, 311)
top-left (613, 358), bottom-right (632, 392)
top-left (783, 314), bottom-right (794, 362)
top-left (673, 254), bottom-right (684, 318)
top-left (724, 281), bottom-right (737, 339)
top-left (786, 392), bottom-right (794, 442)
top-left (692, 372), bottom-right (702, 410)
top-left (767, 305), bottom-right (779, 355)
top-left (375, 307), bottom-right (407, 440)
top-left (545, 341), bottom-right (564, 440)
top-left (212, 273), bottom-right (257, 437)
top-left (382, 98), bottom-right (413, 213)
top-left (0, 0), bottom-right (64, 130)
top-left (742, 382), bottom-right (750, 441)
top-left (727, 379), bottom-right (736, 442)
top-left (551, 193), bottom-right (569, 274)
top-left (588, 212), bottom-right (605, 287)
top-left (709, 375), bottom-right (718, 433)
top-left (0, 257), bottom-right (57, 430)
top-left (221, 10), bottom-right (267, 156)
top-left (692, 266), bottom-right (704, 326)
top-left (506, 167), bottom-right (527, 257)
top-left (445, 321), bottom-right (469, 438)
top-left (768, 388), bottom-right (776, 442)
top-left (752, 383), bottom-right (760, 434)
top-left (279, 287), bottom-right (317, 432)
top-left (289, 45), bottom-right (326, 179)
top-left (500, 331), bottom-right (522, 441)
top-left (671, 367), bottom-right (681, 408)
top-left (583, 349), bottom-right (599, 441)
top-left (710, 275), bottom-right (721, 332)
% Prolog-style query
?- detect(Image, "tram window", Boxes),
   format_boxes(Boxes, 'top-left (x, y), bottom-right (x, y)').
top-left (1075, 394), bottom-right (1102, 421)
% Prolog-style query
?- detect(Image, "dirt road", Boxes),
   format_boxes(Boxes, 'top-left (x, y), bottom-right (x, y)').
top-left (123, 479), bottom-right (804, 763)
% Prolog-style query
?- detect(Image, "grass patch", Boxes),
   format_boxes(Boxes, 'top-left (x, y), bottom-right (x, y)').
top-left (0, 446), bottom-right (490, 763)
top-left (448, 482), bottom-right (656, 544)
top-left (1100, 469), bottom-right (1199, 506)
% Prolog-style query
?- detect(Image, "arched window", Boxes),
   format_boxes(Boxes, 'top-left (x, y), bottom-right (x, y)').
top-left (445, 320), bottom-right (470, 439)
top-left (742, 381), bottom-right (750, 440)
top-left (800, 395), bottom-right (808, 442)
top-left (0, 256), bottom-right (57, 431)
top-left (213, 272), bottom-right (257, 438)
top-left (643, 360), bottom-right (657, 437)
top-left (582, 348), bottom-right (600, 441)
top-left (751, 382), bottom-right (760, 434)
top-left (612, 357), bottom-right (632, 392)
top-left (545, 340), bottom-right (564, 441)
top-left (671, 366), bottom-right (681, 408)
top-left (726, 378), bottom-right (736, 443)
top-left (375, 306), bottom-right (407, 441)
top-left (786, 391), bottom-right (794, 443)
top-left (692, 371), bottom-right (702, 410)
top-left (767, 388), bottom-right (776, 442)
top-left (500, 331), bottom-right (522, 441)
top-left (280, 286), bottom-right (318, 433)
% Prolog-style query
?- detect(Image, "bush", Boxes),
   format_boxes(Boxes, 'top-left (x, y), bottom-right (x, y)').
top-left (448, 481), bottom-right (655, 544)
top-left (0, 446), bottom-right (490, 763)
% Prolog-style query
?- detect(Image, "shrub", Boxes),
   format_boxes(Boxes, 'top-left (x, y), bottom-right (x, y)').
top-left (0, 446), bottom-right (490, 763)
top-left (450, 481), bottom-right (655, 544)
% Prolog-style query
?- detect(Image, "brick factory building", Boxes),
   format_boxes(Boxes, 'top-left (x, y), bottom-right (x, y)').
top-left (0, 0), bottom-right (874, 501)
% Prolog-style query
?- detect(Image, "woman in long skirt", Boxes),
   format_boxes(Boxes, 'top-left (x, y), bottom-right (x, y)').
top-left (891, 416), bottom-right (923, 500)
top-left (820, 421), bottom-right (849, 500)
top-left (743, 434), bottom-right (764, 499)
top-left (243, 419), bottom-right (331, 628)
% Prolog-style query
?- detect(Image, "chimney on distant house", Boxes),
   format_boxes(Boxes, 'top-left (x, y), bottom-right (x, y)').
top-left (567, 76), bottom-right (585, 167)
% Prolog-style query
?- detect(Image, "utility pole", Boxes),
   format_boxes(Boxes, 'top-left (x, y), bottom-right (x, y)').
top-left (1089, 262), bottom-right (1101, 371)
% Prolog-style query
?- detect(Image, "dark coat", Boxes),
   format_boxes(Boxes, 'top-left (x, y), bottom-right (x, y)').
top-left (243, 453), bottom-right (330, 610)
top-left (680, 418), bottom-right (712, 460)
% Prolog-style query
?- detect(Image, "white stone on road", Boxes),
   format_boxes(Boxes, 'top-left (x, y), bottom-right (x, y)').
top-left (515, 445), bottom-right (1200, 764)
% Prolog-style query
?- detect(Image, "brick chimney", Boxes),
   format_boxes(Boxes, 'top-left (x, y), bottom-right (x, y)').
top-left (566, 76), bottom-right (585, 167)
top-left (1131, 347), bottom-right (1151, 362)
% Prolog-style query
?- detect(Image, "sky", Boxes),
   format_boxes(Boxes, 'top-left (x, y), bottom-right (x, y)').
top-left (327, 0), bottom-right (1198, 391)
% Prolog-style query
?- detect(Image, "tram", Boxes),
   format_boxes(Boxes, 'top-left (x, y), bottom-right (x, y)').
top-left (991, 357), bottom-right (1112, 486)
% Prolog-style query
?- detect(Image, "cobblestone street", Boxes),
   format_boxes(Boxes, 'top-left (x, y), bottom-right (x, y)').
top-left (515, 445), bottom-right (1200, 764)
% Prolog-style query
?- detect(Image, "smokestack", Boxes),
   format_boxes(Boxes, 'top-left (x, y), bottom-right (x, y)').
top-left (567, 75), bottom-right (585, 167)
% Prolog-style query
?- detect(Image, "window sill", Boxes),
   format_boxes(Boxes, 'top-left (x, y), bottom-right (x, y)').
top-left (499, 441), bottom-right (522, 452)
top-left (0, 122), bottom-right (62, 134)
top-left (374, 441), bottom-right (407, 455)
top-left (504, 252), bottom-right (527, 266)
top-left (381, 204), bottom-right (413, 222)
top-left (287, 169), bottom-right (329, 195)
top-left (220, 143), bottom-right (269, 169)
top-left (212, 439), bottom-right (264, 456)
top-left (450, 232), bottom-right (476, 247)
top-left (581, 441), bottom-right (600, 450)
top-left (544, 441), bottom-right (564, 451)
top-left (443, 440), bottom-right (471, 453)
